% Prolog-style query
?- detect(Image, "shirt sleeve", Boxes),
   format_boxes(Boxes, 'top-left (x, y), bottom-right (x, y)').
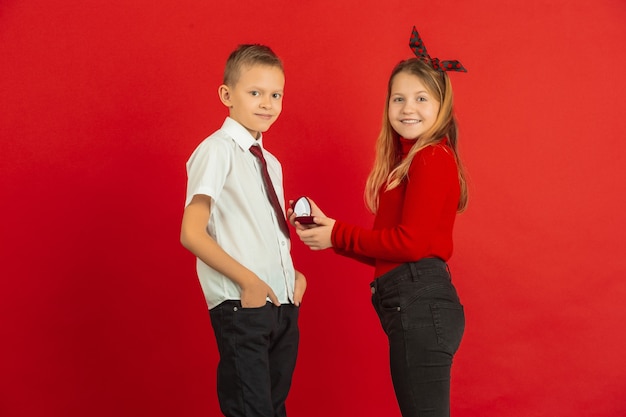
top-left (185, 138), bottom-right (232, 207)
top-left (331, 145), bottom-right (458, 262)
top-left (332, 247), bottom-right (377, 266)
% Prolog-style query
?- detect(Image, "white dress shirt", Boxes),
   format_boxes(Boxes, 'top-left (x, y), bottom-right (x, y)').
top-left (185, 117), bottom-right (295, 309)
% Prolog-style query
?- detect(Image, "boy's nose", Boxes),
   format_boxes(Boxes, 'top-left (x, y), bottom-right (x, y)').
top-left (260, 97), bottom-right (272, 109)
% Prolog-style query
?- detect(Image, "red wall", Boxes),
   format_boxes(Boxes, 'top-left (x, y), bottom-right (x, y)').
top-left (2, 1), bottom-right (626, 416)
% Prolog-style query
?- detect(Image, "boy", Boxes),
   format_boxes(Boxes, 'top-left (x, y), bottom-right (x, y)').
top-left (180, 44), bottom-right (306, 417)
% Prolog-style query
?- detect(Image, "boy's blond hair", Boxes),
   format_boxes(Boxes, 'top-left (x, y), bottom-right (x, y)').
top-left (223, 44), bottom-right (284, 87)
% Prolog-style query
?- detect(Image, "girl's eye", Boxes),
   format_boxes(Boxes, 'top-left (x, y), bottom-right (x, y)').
top-left (417, 97), bottom-right (427, 102)
top-left (392, 97), bottom-right (404, 102)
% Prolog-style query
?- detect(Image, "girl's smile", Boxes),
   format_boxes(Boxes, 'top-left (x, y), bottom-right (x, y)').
top-left (387, 71), bottom-right (440, 140)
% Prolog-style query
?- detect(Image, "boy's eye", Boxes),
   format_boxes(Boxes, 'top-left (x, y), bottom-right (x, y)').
top-left (250, 91), bottom-right (260, 96)
top-left (272, 93), bottom-right (282, 99)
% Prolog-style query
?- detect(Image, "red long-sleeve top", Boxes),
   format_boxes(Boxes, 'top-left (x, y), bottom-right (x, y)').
top-left (331, 137), bottom-right (460, 278)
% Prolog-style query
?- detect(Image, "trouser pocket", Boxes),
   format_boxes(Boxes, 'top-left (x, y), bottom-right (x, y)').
top-left (431, 302), bottom-right (465, 355)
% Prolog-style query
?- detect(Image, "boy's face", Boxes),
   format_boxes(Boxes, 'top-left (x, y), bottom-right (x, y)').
top-left (219, 64), bottom-right (285, 139)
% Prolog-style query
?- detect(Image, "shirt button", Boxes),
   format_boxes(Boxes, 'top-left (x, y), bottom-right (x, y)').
top-left (281, 241), bottom-right (286, 246)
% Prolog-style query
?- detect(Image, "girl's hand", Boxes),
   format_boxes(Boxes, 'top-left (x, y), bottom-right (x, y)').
top-left (293, 270), bottom-right (307, 306)
top-left (288, 197), bottom-right (328, 230)
top-left (296, 216), bottom-right (336, 250)
top-left (287, 202), bottom-right (297, 227)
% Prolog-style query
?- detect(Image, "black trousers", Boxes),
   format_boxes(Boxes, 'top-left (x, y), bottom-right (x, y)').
top-left (209, 301), bottom-right (299, 417)
top-left (371, 258), bottom-right (465, 417)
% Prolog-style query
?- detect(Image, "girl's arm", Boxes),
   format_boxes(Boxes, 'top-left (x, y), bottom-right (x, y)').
top-left (291, 199), bottom-right (376, 266)
top-left (332, 248), bottom-right (377, 266)
top-left (300, 145), bottom-right (458, 262)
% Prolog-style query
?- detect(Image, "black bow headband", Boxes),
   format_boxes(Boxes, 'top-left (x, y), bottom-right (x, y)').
top-left (409, 26), bottom-right (467, 73)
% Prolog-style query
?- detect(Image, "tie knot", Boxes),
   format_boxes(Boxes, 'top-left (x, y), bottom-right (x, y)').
top-left (249, 145), bottom-right (263, 159)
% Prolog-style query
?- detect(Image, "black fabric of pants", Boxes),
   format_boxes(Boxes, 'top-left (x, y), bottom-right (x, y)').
top-left (371, 258), bottom-right (465, 417)
top-left (209, 301), bottom-right (299, 417)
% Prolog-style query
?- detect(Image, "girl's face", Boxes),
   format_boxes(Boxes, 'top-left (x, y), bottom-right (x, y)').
top-left (387, 71), bottom-right (440, 140)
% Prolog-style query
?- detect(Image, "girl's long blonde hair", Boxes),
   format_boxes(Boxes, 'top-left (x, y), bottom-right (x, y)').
top-left (364, 58), bottom-right (468, 213)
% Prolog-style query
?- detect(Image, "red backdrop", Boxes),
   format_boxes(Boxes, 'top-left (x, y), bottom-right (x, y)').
top-left (2, 1), bottom-right (626, 416)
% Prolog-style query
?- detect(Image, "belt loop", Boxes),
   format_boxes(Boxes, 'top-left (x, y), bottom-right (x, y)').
top-left (409, 262), bottom-right (419, 281)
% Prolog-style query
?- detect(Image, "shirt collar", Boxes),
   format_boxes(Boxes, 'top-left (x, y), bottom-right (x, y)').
top-left (221, 117), bottom-right (264, 151)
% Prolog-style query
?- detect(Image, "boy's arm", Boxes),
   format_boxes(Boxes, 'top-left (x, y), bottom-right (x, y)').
top-left (180, 194), bottom-right (280, 308)
top-left (293, 270), bottom-right (306, 307)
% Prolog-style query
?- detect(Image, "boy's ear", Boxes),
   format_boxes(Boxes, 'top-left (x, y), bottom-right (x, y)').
top-left (218, 84), bottom-right (233, 108)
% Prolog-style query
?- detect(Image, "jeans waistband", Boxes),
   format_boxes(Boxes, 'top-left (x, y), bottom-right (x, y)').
top-left (371, 258), bottom-right (448, 290)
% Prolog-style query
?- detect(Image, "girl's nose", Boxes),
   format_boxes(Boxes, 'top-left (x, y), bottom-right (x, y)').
top-left (401, 103), bottom-right (415, 114)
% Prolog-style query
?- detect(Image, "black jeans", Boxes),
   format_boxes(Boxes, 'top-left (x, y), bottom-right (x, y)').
top-left (371, 258), bottom-right (465, 417)
top-left (209, 301), bottom-right (299, 417)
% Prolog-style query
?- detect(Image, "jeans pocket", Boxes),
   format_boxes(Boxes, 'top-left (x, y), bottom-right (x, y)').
top-left (431, 302), bottom-right (465, 355)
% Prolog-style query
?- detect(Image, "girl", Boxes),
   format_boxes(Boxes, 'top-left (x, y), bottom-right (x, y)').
top-left (291, 27), bottom-right (468, 417)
